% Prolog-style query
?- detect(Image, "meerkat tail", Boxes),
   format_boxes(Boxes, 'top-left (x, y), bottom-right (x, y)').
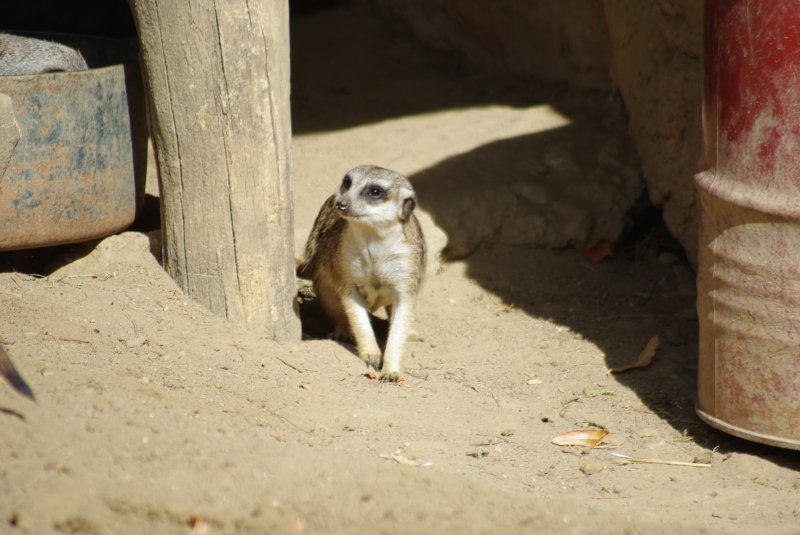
top-left (0, 346), bottom-right (35, 401)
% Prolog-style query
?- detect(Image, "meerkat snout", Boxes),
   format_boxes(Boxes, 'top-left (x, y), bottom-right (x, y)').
top-left (299, 165), bottom-right (426, 382)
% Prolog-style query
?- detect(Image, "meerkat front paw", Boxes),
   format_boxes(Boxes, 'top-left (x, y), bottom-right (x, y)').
top-left (379, 370), bottom-right (404, 383)
top-left (361, 351), bottom-right (382, 371)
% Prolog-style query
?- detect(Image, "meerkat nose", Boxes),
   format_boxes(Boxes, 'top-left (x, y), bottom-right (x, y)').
top-left (335, 200), bottom-right (349, 212)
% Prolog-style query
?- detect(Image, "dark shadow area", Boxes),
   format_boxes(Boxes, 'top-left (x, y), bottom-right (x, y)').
top-left (297, 280), bottom-right (389, 353)
top-left (0, 241), bottom-right (100, 276)
top-left (3, 0), bottom-right (136, 38)
top-left (130, 193), bottom-right (162, 234)
top-left (290, 4), bottom-right (800, 467)
top-left (290, 5), bottom-right (543, 134)
top-left (130, 194), bottom-right (164, 263)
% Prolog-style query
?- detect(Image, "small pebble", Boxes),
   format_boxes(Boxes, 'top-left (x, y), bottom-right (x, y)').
top-left (694, 451), bottom-right (713, 464)
top-left (580, 460), bottom-right (604, 475)
top-left (126, 337), bottom-right (146, 348)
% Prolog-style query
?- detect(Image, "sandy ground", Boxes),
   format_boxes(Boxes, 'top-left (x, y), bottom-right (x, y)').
top-left (2, 6), bottom-right (800, 535)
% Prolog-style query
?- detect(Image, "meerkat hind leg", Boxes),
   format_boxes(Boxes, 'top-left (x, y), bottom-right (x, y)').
top-left (315, 283), bottom-right (354, 343)
top-left (342, 289), bottom-right (382, 370)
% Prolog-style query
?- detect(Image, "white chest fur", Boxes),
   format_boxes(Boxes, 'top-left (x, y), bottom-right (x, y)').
top-left (341, 223), bottom-right (412, 312)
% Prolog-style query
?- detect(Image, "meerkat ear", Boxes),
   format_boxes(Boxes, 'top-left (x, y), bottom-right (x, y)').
top-left (401, 197), bottom-right (416, 222)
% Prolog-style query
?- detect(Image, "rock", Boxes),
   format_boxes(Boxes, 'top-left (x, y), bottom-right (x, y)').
top-left (580, 459), bottom-right (604, 475)
top-left (694, 451), bottom-right (713, 465)
top-left (125, 337), bottom-right (147, 348)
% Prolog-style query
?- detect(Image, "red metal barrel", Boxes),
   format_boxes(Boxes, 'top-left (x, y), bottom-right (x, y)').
top-left (696, 0), bottom-right (800, 449)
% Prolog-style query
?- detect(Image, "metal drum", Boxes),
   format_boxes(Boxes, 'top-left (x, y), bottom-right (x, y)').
top-left (696, 0), bottom-right (800, 449)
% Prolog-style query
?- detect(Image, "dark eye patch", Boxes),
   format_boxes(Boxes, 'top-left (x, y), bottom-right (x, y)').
top-left (363, 185), bottom-right (386, 200)
top-left (341, 175), bottom-right (352, 191)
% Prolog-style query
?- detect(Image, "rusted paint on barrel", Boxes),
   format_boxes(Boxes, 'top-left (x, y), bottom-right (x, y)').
top-left (696, 0), bottom-right (800, 449)
top-left (0, 62), bottom-right (146, 250)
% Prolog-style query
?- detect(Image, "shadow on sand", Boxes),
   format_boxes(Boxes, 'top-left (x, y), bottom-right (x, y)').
top-left (289, 5), bottom-right (800, 469)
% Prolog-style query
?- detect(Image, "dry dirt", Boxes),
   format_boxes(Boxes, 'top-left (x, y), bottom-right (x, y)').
top-left (2, 6), bottom-right (800, 535)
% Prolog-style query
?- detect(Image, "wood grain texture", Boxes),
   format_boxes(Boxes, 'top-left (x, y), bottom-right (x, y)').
top-left (129, 0), bottom-right (299, 340)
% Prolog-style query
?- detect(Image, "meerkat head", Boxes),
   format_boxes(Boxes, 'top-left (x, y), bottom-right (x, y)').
top-left (334, 165), bottom-right (417, 228)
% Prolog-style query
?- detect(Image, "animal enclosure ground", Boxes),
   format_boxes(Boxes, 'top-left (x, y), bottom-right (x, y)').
top-left (1, 6), bottom-right (800, 535)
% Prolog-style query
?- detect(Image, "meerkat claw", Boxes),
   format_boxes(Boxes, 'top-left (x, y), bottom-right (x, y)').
top-left (379, 371), bottom-right (403, 383)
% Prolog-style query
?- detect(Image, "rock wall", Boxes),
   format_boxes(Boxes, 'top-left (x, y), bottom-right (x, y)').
top-left (352, 0), bottom-right (612, 90)
top-left (352, 0), bottom-right (703, 261)
top-left (604, 1), bottom-right (703, 263)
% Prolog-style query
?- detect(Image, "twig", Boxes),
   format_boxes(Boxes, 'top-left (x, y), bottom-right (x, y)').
top-left (559, 397), bottom-right (580, 418)
top-left (57, 337), bottom-right (92, 345)
top-left (275, 356), bottom-right (310, 373)
top-left (611, 452), bottom-right (710, 468)
top-left (0, 407), bottom-right (26, 421)
top-left (264, 407), bottom-right (311, 434)
top-left (43, 332), bottom-right (92, 345)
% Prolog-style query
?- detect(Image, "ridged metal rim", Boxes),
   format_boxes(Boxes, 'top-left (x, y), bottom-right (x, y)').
top-left (695, 406), bottom-right (800, 451)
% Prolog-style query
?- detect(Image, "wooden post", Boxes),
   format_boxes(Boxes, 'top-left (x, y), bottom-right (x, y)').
top-left (128, 0), bottom-right (299, 340)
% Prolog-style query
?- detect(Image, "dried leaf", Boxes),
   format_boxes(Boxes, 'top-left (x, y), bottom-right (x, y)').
top-left (187, 516), bottom-right (213, 535)
top-left (610, 335), bottom-right (659, 373)
top-left (583, 238), bottom-right (614, 264)
top-left (552, 429), bottom-right (609, 448)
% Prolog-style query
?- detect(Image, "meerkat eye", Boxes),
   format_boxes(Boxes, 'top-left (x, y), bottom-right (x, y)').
top-left (341, 176), bottom-right (352, 191)
top-left (365, 186), bottom-right (385, 199)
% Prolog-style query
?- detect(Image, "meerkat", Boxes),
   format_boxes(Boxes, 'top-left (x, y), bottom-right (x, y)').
top-left (299, 165), bottom-right (426, 382)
